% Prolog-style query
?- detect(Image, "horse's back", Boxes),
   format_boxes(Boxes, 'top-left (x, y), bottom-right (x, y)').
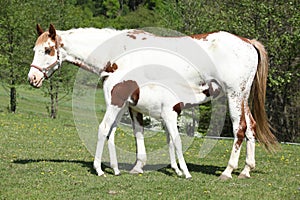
top-left (193, 31), bottom-right (258, 87)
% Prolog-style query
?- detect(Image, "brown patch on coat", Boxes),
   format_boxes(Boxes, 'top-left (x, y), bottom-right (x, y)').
top-left (56, 35), bottom-right (63, 48)
top-left (209, 80), bottom-right (221, 98)
top-left (235, 101), bottom-right (247, 149)
top-left (136, 112), bottom-right (143, 126)
top-left (173, 102), bottom-right (184, 115)
top-left (190, 32), bottom-right (217, 41)
top-left (35, 32), bottom-right (63, 49)
top-left (127, 30), bottom-right (147, 40)
top-left (129, 108), bottom-right (144, 127)
top-left (202, 80), bottom-right (221, 98)
top-left (203, 89), bottom-right (210, 97)
top-left (35, 32), bottom-right (51, 46)
top-left (104, 61), bottom-right (118, 73)
top-left (127, 34), bottom-right (136, 39)
top-left (45, 46), bottom-right (55, 56)
top-left (111, 80), bottom-right (140, 107)
top-left (245, 105), bottom-right (256, 138)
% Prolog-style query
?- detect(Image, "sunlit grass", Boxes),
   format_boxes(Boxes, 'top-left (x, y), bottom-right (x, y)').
top-left (0, 85), bottom-right (299, 199)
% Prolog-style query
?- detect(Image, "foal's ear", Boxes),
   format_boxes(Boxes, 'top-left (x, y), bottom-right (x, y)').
top-left (36, 24), bottom-right (44, 36)
top-left (48, 24), bottom-right (56, 40)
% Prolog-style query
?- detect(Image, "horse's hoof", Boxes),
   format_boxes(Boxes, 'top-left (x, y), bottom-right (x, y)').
top-left (219, 174), bottom-right (232, 181)
top-left (113, 168), bottom-right (121, 176)
top-left (185, 175), bottom-right (192, 180)
top-left (238, 173), bottom-right (250, 179)
top-left (176, 170), bottom-right (183, 177)
top-left (129, 167), bottom-right (143, 174)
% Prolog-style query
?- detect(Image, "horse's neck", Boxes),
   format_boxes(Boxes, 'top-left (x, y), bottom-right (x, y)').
top-left (58, 28), bottom-right (125, 74)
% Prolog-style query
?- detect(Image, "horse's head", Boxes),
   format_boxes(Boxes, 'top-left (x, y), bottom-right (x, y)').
top-left (28, 24), bottom-right (62, 88)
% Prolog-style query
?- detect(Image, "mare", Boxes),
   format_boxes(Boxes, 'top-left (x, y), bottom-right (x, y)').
top-left (28, 24), bottom-right (278, 179)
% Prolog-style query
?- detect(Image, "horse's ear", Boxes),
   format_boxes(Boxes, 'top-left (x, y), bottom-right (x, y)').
top-left (48, 24), bottom-right (56, 40)
top-left (36, 24), bottom-right (44, 36)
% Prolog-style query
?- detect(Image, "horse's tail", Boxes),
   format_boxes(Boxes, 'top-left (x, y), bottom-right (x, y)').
top-left (249, 39), bottom-right (279, 152)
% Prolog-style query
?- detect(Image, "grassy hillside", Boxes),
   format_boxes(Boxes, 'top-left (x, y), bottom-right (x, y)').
top-left (0, 85), bottom-right (299, 199)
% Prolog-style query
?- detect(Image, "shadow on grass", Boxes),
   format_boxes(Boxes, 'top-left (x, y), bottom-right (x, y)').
top-left (158, 163), bottom-right (267, 177)
top-left (13, 159), bottom-right (264, 177)
top-left (13, 159), bottom-right (170, 175)
top-left (157, 163), bottom-right (226, 177)
top-left (13, 159), bottom-right (98, 175)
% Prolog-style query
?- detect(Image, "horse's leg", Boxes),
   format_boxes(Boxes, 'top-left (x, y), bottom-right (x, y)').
top-left (94, 105), bottom-right (125, 176)
top-left (129, 109), bottom-right (147, 174)
top-left (220, 94), bottom-right (247, 180)
top-left (162, 110), bottom-right (191, 179)
top-left (166, 131), bottom-right (183, 176)
top-left (107, 126), bottom-right (120, 175)
top-left (238, 103), bottom-right (256, 178)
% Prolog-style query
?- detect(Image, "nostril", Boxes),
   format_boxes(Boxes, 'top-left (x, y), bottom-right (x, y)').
top-left (33, 75), bottom-right (36, 80)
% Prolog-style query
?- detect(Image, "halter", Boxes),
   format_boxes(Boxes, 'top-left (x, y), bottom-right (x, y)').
top-left (30, 42), bottom-right (61, 79)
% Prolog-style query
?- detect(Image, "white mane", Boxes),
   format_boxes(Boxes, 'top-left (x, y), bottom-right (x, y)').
top-left (58, 28), bottom-right (128, 61)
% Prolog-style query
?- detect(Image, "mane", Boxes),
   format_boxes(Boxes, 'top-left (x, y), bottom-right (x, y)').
top-left (57, 27), bottom-right (123, 38)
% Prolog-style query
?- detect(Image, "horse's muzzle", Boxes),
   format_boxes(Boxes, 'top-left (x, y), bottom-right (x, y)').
top-left (28, 74), bottom-right (43, 88)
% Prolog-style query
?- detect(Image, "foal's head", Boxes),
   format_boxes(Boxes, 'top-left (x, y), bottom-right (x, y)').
top-left (28, 24), bottom-right (62, 88)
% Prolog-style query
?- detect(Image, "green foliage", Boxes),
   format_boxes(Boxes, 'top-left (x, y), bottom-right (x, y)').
top-left (103, 0), bottom-right (120, 18)
top-left (0, 0), bottom-right (35, 84)
top-left (109, 6), bottom-right (161, 29)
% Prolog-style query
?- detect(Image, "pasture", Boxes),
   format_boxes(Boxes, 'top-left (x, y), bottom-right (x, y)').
top-left (0, 85), bottom-right (299, 199)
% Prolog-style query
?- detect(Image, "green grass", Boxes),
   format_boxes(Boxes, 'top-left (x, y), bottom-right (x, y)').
top-left (0, 85), bottom-right (299, 199)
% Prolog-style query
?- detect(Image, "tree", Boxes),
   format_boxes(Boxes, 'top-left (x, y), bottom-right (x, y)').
top-left (31, 0), bottom-right (80, 118)
top-left (0, 0), bottom-right (83, 118)
top-left (0, 0), bottom-right (35, 113)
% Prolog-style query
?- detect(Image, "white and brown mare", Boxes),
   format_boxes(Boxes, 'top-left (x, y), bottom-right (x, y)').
top-left (28, 24), bottom-right (277, 180)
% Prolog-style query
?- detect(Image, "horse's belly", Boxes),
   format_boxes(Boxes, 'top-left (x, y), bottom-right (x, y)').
top-left (132, 82), bottom-right (208, 119)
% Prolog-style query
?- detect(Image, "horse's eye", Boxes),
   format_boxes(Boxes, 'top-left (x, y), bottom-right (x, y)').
top-left (45, 48), bottom-right (51, 55)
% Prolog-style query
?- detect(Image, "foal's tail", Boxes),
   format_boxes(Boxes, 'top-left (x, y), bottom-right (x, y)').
top-left (249, 39), bottom-right (279, 152)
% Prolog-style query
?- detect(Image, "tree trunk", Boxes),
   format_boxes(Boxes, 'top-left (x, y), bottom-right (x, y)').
top-left (8, 27), bottom-right (16, 113)
top-left (49, 80), bottom-right (58, 119)
top-left (10, 84), bottom-right (16, 113)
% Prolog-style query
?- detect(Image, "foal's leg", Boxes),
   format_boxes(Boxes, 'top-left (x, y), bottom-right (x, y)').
top-left (107, 127), bottom-right (121, 175)
top-left (166, 131), bottom-right (183, 176)
top-left (94, 105), bottom-right (125, 176)
top-left (162, 110), bottom-right (192, 179)
top-left (129, 109), bottom-right (147, 174)
top-left (238, 103), bottom-right (256, 178)
top-left (220, 95), bottom-right (247, 180)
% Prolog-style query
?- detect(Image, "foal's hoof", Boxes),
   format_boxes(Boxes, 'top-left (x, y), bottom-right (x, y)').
top-left (219, 174), bottom-right (232, 181)
top-left (238, 173), bottom-right (250, 179)
top-left (94, 168), bottom-right (106, 177)
top-left (113, 168), bottom-right (121, 176)
top-left (129, 167), bottom-right (143, 174)
top-left (114, 172), bottom-right (121, 176)
top-left (176, 170), bottom-right (183, 177)
top-left (97, 172), bottom-right (107, 177)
